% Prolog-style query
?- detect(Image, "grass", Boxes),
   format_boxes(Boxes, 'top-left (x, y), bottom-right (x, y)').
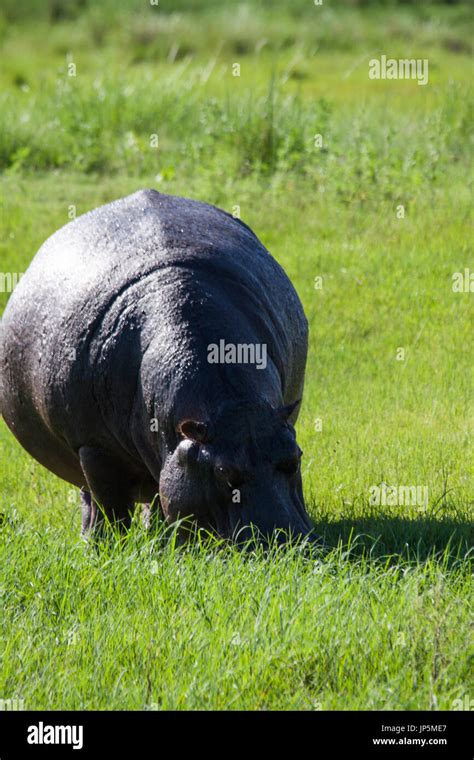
top-left (1, 518), bottom-right (471, 710)
top-left (0, 1), bottom-right (473, 710)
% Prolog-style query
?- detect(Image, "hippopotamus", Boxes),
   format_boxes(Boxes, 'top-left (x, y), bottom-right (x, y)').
top-left (0, 189), bottom-right (313, 544)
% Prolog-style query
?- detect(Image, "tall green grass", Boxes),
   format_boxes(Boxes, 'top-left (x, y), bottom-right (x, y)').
top-left (1, 510), bottom-right (471, 710)
top-left (1, 71), bottom-right (471, 196)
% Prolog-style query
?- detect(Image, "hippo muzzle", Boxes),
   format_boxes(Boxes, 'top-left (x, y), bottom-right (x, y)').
top-left (158, 399), bottom-right (315, 546)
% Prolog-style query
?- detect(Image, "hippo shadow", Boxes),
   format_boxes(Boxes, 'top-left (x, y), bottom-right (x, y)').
top-left (309, 514), bottom-right (472, 565)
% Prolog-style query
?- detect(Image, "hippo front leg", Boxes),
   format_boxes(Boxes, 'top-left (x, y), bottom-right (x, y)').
top-left (141, 493), bottom-right (165, 529)
top-left (141, 503), bottom-right (151, 529)
top-left (80, 487), bottom-right (99, 535)
top-left (78, 446), bottom-right (135, 535)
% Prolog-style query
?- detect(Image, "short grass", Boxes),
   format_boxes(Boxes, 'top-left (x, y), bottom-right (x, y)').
top-left (0, 1), bottom-right (472, 710)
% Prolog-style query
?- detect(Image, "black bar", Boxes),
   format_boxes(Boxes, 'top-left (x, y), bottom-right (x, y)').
top-left (0, 710), bottom-right (470, 757)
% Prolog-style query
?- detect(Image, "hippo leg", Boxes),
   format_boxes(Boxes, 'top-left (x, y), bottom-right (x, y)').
top-left (141, 494), bottom-right (165, 529)
top-left (141, 503), bottom-right (151, 529)
top-left (78, 446), bottom-right (135, 534)
top-left (80, 487), bottom-right (98, 534)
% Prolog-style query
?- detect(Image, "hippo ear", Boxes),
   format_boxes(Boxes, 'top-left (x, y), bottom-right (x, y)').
top-left (277, 399), bottom-right (301, 423)
top-left (177, 419), bottom-right (208, 443)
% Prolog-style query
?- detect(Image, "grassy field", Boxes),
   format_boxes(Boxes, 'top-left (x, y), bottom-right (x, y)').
top-left (0, 1), bottom-right (472, 710)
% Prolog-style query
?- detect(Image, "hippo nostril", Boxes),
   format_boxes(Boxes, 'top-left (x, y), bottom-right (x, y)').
top-left (177, 439), bottom-right (200, 467)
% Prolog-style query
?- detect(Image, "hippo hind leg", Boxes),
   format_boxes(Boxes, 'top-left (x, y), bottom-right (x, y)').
top-left (79, 446), bottom-right (135, 535)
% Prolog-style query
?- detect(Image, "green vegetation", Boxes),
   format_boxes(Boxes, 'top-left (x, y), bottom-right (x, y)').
top-left (0, 1), bottom-right (472, 710)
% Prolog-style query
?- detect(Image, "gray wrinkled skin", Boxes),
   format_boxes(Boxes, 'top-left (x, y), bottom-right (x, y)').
top-left (0, 189), bottom-right (312, 543)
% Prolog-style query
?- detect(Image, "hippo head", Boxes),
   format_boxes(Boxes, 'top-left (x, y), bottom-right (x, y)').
top-left (158, 399), bottom-right (314, 545)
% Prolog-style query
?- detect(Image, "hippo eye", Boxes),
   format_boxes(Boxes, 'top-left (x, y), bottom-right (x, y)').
top-left (277, 456), bottom-right (300, 476)
top-left (215, 465), bottom-right (245, 488)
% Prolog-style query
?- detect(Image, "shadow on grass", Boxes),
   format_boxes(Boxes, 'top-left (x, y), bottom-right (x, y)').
top-left (312, 516), bottom-right (473, 565)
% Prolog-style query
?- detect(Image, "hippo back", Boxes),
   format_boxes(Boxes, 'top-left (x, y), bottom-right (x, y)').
top-left (0, 190), bottom-right (307, 481)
